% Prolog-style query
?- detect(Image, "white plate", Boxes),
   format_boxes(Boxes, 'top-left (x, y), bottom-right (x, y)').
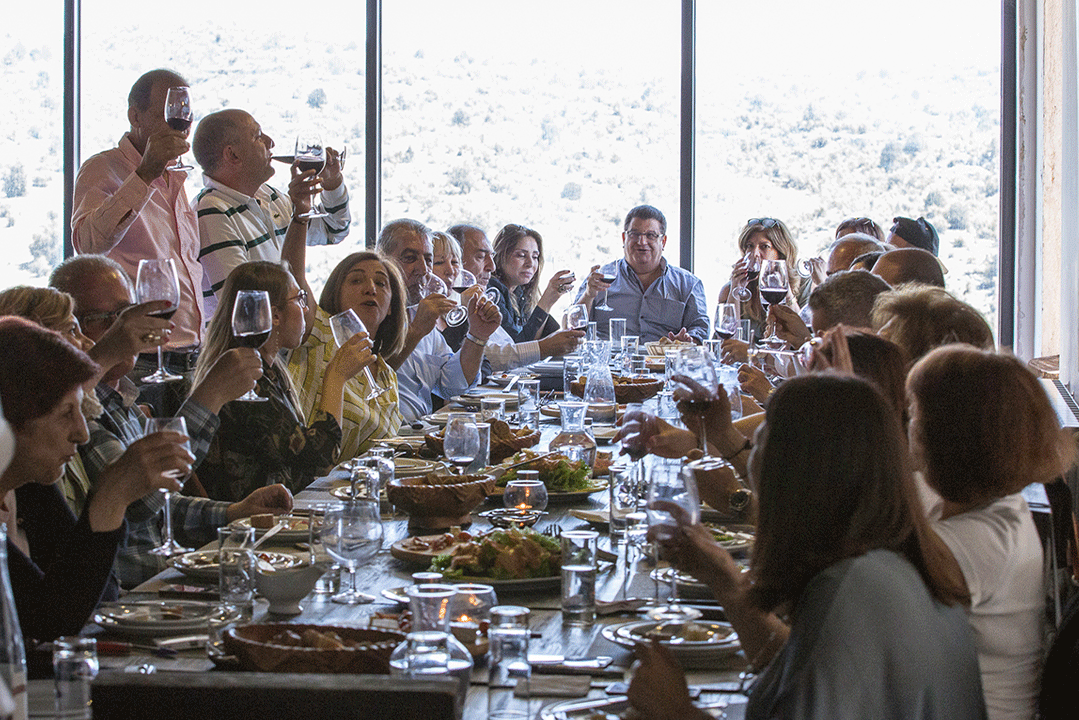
top-left (93, 601), bottom-right (236, 637)
top-left (538, 696), bottom-right (727, 720)
top-left (170, 550), bottom-right (305, 581)
top-left (451, 391), bottom-right (520, 410)
top-left (489, 373), bottom-right (536, 387)
top-left (229, 514), bottom-right (313, 543)
top-left (381, 574), bottom-right (560, 603)
top-left (601, 620), bottom-right (740, 668)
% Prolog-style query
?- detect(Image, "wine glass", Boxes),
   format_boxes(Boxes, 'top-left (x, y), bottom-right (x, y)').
top-left (295, 133), bottom-right (328, 219)
top-left (320, 499), bottom-right (383, 605)
top-left (713, 303), bottom-right (738, 341)
top-left (329, 308), bottom-right (389, 401)
top-left (229, 290), bottom-right (272, 402)
top-left (563, 303), bottom-right (589, 331)
top-left (443, 415), bottom-right (480, 475)
top-left (646, 460), bottom-right (702, 624)
top-left (731, 250), bottom-right (760, 302)
top-left (135, 259), bottom-right (182, 383)
top-left (143, 416), bottom-right (193, 556)
top-left (163, 86), bottom-right (194, 171)
top-left (451, 269), bottom-right (478, 295)
top-left (671, 346), bottom-right (718, 454)
top-left (595, 268), bottom-right (615, 311)
top-left (758, 259), bottom-right (790, 347)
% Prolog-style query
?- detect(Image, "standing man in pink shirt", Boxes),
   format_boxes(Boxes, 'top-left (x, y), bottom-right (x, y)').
top-left (71, 69), bottom-right (205, 414)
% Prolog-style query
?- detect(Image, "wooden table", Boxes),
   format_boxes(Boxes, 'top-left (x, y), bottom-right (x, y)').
top-left (97, 396), bottom-right (749, 719)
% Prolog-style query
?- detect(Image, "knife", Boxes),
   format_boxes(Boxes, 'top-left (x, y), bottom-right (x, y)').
top-left (529, 655), bottom-right (615, 675)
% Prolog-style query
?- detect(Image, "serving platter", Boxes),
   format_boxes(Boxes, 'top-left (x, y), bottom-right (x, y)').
top-left (487, 479), bottom-right (609, 504)
top-left (93, 600), bottom-right (237, 637)
top-left (170, 550), bottom-right (305, 581)
top-left (381, 573), bottom-right (561, 603)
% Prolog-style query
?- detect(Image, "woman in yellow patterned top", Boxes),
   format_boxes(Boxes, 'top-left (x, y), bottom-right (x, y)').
top-left (288, 251), bottom-right (407, 460)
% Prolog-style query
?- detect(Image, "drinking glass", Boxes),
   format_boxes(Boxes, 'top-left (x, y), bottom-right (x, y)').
top-left (503, 478), bottom-right (548, 512)
top-left (562, 303), bottom-right (589, 331)
top-left (231, 289), bottom-right (272, 402)
top-left (561, 530), bottom-right (598, 625)
top-left (714, 302), bottom-right (739, 341)
top-left (608, 318), bottom-right (626, 350)
top-left (217, 526), bottom-right (256, 619)
top-left (488, 606), bottom-right (532, 720)
top-left (163, 86), bottom-right (194, 171)
top-left (135, 259), bottom-right (182, 383)
top-left (143, 416), bottom-right (192, 556)
top-left (53, 636), bottom-right (98, 719)
top-left (443, 415), bottom-right (480, 475)
top-left (758, 259), bottom-right (790, 347)
top-left (732, 250), bottom-right (760, 302)
top-left (329, 308), bottom-right (388, 400)
top-left (320, 499), bottom-right (383, 604)
top-left (646, 460), bottom-right (702, 624)
top-left (450, 268), bottom-right (478, 295)
top-left (671, 347), bottom-right (718, 454)
top-left (295, 132), bottom-right (328, 219)
top-left (595, 269), bottom-right (616, 312)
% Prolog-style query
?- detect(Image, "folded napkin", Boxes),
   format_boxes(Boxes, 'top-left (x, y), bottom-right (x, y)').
top-left (515, 675), bottom-right (592, 698)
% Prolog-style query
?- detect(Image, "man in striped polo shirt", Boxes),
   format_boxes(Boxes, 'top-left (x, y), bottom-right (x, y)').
top-left (191, 109), bottom-right (351, 316)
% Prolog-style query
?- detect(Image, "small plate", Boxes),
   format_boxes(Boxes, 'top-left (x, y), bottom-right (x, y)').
top-left (170, 550), bottom-right (305, 581)
top-left (451, 391), bottom-right (520, 410)
top-left (229, 515), bottom-right (313, 543)
top-left (601, 620), bottom-right (740, 668)
top-left (540, 402), bottom-right (627, 421)
top-left (381, 574), bottom-right (560, 600)
top-left (489, 373), bottom-right (536, 387)
top-left (389, 531), bottom-right (481, 565)
top-left (93, 601), bottom-right (237, 637)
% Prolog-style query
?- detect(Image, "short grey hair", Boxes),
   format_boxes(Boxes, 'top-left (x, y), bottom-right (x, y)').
top-left (807, 270), bottom-right (891, 331)
top-left (376, 219), bottom-right (431, 257)
top-left (50, 254), bottom-right (134, 309)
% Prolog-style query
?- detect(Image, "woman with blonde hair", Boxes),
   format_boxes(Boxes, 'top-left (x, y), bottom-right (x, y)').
top-left (287, 251), bottom-right (407, 460)
top-left (489, 223), bottom-right (573, 342)
top-left (194, 261), bottom-right (373, 501)
top-left (431, 231), bottom-right (464, 293)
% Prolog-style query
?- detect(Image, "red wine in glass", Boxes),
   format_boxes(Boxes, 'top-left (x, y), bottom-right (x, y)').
top-left (746, 269), bottom-right (761, 283)
top-left (452, 286), bottom-right (471, 294)
top-left (163, 86), bottom-right (194, 171)
top-left (602, 274), bottom-right (617, 285)
top-left (714, 329), bottom-right (735, 341)
top-left (296, 158), bottom-right (325, 175)
top-left (148, 308), bottom-right (177, 321)
top-left (234, 330), bottom-right (270, 349)
top-left (166, 117), bottom-right (192, 133)
top-left (760, 288), bottom-right (787, 306)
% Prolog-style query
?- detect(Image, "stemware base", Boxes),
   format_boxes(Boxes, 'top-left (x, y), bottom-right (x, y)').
top-left (643, 603), bottom-right (703, 625)
top-left (148, 538), bottom-right (192, 556)
top-left (331, 589), bottom-right (375, 605)
top-left (234, 390), bottom-right (269, 402)
top-left (297, 208), bottom-right (328, 220)
top-left (142, 368), bottom-right (183, 383)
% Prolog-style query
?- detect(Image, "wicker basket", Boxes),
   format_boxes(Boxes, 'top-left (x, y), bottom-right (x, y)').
top-left (569, 375), bottom-right (663, 404)
top-left (224, 624), bottom-right (404, 674)
top-left (425, 419), bottom-right (540, 464)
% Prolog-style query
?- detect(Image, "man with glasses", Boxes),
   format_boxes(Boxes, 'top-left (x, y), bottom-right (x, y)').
top-left (49, 254), bottom-right (292, 586)
top-left (191, 109), bottom-right (350, 316)
top-left (576, 204), bottom-right (709, 343)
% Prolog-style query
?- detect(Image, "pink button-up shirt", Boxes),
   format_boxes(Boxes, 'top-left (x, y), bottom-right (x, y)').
top-left (71, 134), bottom-right (205, 347)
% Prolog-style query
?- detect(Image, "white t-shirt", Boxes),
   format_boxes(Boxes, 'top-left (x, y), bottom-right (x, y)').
top-left (922, 479), bottom-right (1045, 720)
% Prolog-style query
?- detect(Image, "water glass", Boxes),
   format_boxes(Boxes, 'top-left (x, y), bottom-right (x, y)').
top-left (468, 422), bottom-right (491, 473)
top-left (365, 446), bottom-right (395, 490)
top-left (664, 348), bottom-right (681, 388)
top-left (480, 397), bottom-right (506, 422)
top-left (217, 526), bottom-right (256, 620)
top-left (608, 318), bottom-right (626, 348)
top-left (517, 379), bottom-right (541, 411)
top-left (620, 335), bottom-right (639, 371)
top-left (586, 321), bottom-right (597, 341)
top-left (608, 464), bottom-right (637, 540)
top-left (563, 357), bottom-right (581, 398)
top-left (719, 365), bottom-right (743, 421)
top-left (518, 408), bottom-right (540, 432)
top-left (657, 390), bottom-right (678, 421)
top-left (53, 636), bottom-right (98, 719)
top-left (630, 355), bottom-right (648, 377)
top-left (738, 318), bottom-right (753, 343)
top-left (488, 606), bottom-right (531, 720)
top-left (206, 603), bottom-right (238, 660)
top-left (308, 503), bottom-right (342, 595)
top-left (561, 531), bottom-right (598, 625)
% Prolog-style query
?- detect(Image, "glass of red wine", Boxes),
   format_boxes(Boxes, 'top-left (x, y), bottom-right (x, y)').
top-left (758, 259), bottom-right (790, 348)
top-left (732, 250), bottom-right (760, 302)
top-left (713, 302), bottom-right (738, 342)
top-left (231, 290), bottom-right (272, 402)
top-left (671, 346), bottom-right (718, 454)
top-left (595, 269), bottom-right (616, 311)
top-left (163, 86), bottom-right (194, 171)
top-left (135, 259), bottom-right (182, 383)
top-left (295, 133), bottom-right (328, 219)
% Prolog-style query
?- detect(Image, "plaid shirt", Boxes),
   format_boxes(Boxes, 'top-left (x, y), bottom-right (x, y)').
top-left (81, 379), bottom-right (229, 587)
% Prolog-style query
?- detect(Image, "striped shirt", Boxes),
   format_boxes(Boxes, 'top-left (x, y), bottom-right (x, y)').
top-left (194, 175), bottom-right (351, 316)
top-left (286, 307), bottom-right (403, 461)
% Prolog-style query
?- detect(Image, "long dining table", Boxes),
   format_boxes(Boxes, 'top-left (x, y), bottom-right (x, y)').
top-left (69, 382), bottom-right (751, 720)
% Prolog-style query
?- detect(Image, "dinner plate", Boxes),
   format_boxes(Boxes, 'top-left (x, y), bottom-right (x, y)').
top-left (601, 620), bottom-right (740, 668)
top-left (489, 372), bottom-right (536, 387)
top-left (389, 531), bottom-right (480, 565)
top-left (540, 402), bottom-right (626, 421)
top-left (702, 523), bottom-right (755, 555)
top-left (644, 340), bottom-right (695, 357)
top-left (538, 696), bottom-right (727, 720)
top-left (93, 600), bottom-right (237, 637)
top-left (170, 550), bottom-right (305, 581)
top-left (329, 480), bottom-right (389, 503)
top-left (451, 391), bottom-right (520, 410)
top-left (381, 574), bottom-right (560, 603)
top-left (229, 514), bottom-right (313, 543)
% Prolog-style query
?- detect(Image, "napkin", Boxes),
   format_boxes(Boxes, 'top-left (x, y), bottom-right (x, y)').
top-left (514, 675), bottom-right (591, 698)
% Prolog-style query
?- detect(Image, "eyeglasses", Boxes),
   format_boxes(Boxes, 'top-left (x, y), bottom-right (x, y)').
top-left (287, 289), bottom-right (308, 309)
top-left (77, 304), bottom-right (133, 326)
top-left (746, 218), bottom-right (779, 230)
top-left (626, 230), bottom-right (663, 242)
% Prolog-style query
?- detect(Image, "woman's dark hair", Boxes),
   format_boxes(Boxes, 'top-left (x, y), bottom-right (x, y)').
top-left (0, 316), bottom-right (98, 430)
top-left (908, 345), bottom-right (1076, 504)
top-left (492, 223), bottom-right (544, 316)
top-left (748, 374), bottom-right (966, 613)
top-left (319, 251), bottom-right (408, 359)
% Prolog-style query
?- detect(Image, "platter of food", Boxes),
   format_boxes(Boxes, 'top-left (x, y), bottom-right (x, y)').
top-left (491, 449), bottom-right (613, 492)
top-left (390, 529), bottom-right (478, 565)
top-left (601, 620), bottom-right (740, 667)
top-left (93, 600), bottom-right (237, 637)
top-left (420, 526), bottom-right (563, 589)
top-left (229, 514), bottom-right (313, 543)
top-left (644, 338), bottom-right (695, 357)
top-left (170, 550), bottom-right (306, 581)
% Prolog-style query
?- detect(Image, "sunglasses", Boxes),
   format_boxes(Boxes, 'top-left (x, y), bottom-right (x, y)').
top-left (746, 218), bottom-right (779, 230)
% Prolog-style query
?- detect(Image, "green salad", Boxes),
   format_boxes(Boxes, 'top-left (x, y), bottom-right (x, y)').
top-left (430, 527), bottom-right (562, 580)
top-left (496, 453), bottom-right (592, 492)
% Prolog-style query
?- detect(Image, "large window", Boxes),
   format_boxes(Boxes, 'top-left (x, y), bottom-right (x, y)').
top-left (0, 4), bottom-right (64, 287)
top-left (383, 0), bottom-right (681, 320)
top-left (695, 1), bottom-right (1002, 331)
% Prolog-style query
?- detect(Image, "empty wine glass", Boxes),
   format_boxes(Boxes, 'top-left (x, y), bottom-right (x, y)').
top-left (329, 308), bottom-right (388, 401)
top-left (563, 303), bottom-right (589, 331)
top-left (713, 303), bottom-right (738, 341)
top-left (164, 86), bottom-right (194, 171)
top-left (731, 250), bottom-right (761, 302)
top-left (595, 268), bottom-right (615, 311)
top-left (143, 416), bottom-right (193, 556)
top-left (443, 415), bottom-right (480, 475)
top-left (646, 460), bottom-right (702, 624)
top-left (671, 346), bottom-right (718, 454)
top-left (135, 259), bottom-right (182, 384)
top-left (231, 290), bottom-right (272, 402)
top-left (295, 132), bottom-right (328, 219)
top-left (320, 499), bottom-right (383, 605)
top-left (758, 259), bottom-right (790, 347)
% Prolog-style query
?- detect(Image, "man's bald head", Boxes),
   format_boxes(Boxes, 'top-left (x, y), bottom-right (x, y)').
top-left (870, 248), bottom-right (946, 289)
top-left (825, 233), bottom-right (887, 276)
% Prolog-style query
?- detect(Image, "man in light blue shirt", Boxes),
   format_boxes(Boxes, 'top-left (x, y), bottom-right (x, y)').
top-left (576, 205), bottom-right (709, 343)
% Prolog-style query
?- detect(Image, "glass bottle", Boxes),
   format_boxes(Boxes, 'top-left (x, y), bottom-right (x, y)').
top-left (389, 584), bottom-right (473, 718)
top-left (0, 525), bottom-right (27, 720)
top-left (549, 401), bottom-right (597, 466)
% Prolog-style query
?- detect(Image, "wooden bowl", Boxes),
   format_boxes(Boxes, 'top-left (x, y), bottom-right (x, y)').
top-left (224, 624), bottom-right (404, 674)
top-left (425, 419), bottom-right (541, 464)
top-left (569, 375), bottom-right (664, 404)
top-left (385, 473), bottom-right (496, 529)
